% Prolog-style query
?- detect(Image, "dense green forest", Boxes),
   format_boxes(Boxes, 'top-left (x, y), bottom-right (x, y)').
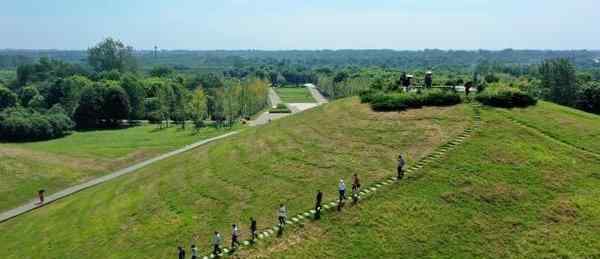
top-left (1, 39), bottom-right (600, 142)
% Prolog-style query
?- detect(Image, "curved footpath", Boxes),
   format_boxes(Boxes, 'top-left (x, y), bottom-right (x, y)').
top-left (202, 104), bottom-right (483, 258)
top-left (0, 131), bottom-right (239, 223)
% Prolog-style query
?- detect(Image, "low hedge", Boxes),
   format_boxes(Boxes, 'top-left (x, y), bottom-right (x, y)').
top-left (0, 107), bottom-right (74, 141)
top-left (269, 103), bottom-right (291, 113)
top-left (366, 89), bottom-right (462, 111)
top-left (475, 87), bottom-right (537, 108)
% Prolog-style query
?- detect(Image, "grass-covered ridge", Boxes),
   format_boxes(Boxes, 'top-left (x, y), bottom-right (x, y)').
top-left (0, 124), bottom-right (234, 210)
top-left (0, 98), bottom-right (471, 258)
top-left (244, 105), bottom-right (600, 258)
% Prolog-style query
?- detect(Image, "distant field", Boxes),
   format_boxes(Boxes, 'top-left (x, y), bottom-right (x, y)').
top-left (0, 98), bottom-right (471, 258)
top-left (275, 86), bottom-right (315, 103)
top-left (0, 124), bottom-right (235, 210)
top-left (246, 107), bottom-right (600, 258)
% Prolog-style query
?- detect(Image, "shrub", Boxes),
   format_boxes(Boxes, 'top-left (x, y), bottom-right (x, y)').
top-left (475, 86), bottom-right (537, 108)
top-left (0, 108), bottom-right (74, 141)
top-left (269, 103), bottom-right (291, 113)
top-left (368, 89), bottom-right (461, 111)
top-left (0, 87), bottom-right (18, 111)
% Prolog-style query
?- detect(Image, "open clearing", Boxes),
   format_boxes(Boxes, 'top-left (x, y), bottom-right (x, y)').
top-left (0, 124), bottom-right (235, 211)
top-left (274, 87), bottom-right (316, 103)
top-left (0, 98), bottom-right (471, 258)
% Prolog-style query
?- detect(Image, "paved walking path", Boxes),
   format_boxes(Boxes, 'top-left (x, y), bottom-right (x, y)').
top-left (305, 83), bottom-right (329, 104)
top-left (268, 87), bottom-right (282, 107)
top-left (0, 131), bottom-right (239, 223)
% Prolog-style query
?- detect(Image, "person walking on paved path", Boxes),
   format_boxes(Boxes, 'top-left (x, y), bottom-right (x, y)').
top-left (397, 154), bottom-right (406, 180)
top-left (37, 189), bottom-right (45, 204)
top-left (338, 179), bottom-right (346, 201)
top-left (212, 231), bottom-right (222, 256)
top-left (177, 246), bottom-right (185, 259)
top-left (314, 190), bottom-right (323, 220)
top-left (250, 217), bottom-right (257, 243)
top-left (231, 224), bottom-right (240, 250)
top-left (278, 204), bottom-right (288, 226)
top-left (190, 244), bottom-right (198, 259)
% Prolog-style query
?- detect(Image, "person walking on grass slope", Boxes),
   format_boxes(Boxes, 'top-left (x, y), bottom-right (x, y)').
top-left (231, 224), bottom-right (240, 250)
top-left (212, 231), bottom-right (222, 256)
top-left (177, 246), bottom-right (185, 259)
top-left (352, 173), bottom-right (361, 190)
top-left (278, 204), bottom-right (288, 227)
top-left (250, 217), bottom-right (257, 243)
top-left (190, 244), bottom-right (198, 259)
top-left (37, 189), bottom-right (45, 205)
top-left (397, 154), bottom-right (406, 180)
top-left (314, 190), bottom-right (323, 220)
top-left (352, 183), bottom-right (359, 205)
top-left (338, 179), bottom-right (346, 201)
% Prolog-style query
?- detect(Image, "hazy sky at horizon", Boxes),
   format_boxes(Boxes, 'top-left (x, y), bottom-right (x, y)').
top-left (1, 0), bottom-right (599, 50)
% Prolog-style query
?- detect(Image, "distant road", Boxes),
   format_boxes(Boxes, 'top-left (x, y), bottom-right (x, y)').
top-left (0, 131), bottom-right (239, 223)
top-left (305, 83), bottom-right (329, 104)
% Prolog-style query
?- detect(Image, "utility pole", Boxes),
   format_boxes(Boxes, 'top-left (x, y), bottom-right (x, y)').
top-left (154, 46), bottom-right (158, 58)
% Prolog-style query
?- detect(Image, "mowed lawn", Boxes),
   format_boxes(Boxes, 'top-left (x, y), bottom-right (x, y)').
top-left (274, 87), bottom-right (316, 103)
top-left (0, 98), bottom-right (472, 259)
top-left (0, 124), bottom-right (234, 210)
top-left (501, 101), bottom-right (600, 154)
top-left (245, 106), bottom-right (600, 258)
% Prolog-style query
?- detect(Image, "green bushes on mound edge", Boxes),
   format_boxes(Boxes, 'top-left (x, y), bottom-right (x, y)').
top-left (360, 89), bottom-right (462, 111)
top-left (269, 103), bottom-right (291, 113)
top-left (475, 87), bottom-right (537, 108)
top-left (0, 107), bottom-right (74, 141)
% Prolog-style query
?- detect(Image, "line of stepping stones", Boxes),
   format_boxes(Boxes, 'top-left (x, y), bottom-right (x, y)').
top-left (202, 104), bottom-right (482, 259)
top-left (501, 112), bottom-right (600, 159)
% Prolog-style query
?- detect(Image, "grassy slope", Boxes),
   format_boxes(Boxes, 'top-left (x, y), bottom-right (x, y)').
top-left (502, 101), bottom-right (600, 154)
top-left (247, 106), bottom-right (600, 258)
top-left (274, 87), bottom-right (316, 103)
top-left (0, 98), bottom-right (471, 259)
top-left (0, 125), bottom-right (233, 210)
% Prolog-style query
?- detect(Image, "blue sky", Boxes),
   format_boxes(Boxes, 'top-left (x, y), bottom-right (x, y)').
top-left (1, 0), bottom-right (598, 50)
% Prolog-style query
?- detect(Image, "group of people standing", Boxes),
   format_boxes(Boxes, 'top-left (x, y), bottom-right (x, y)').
top-left (178, 154), bottom-right (407, 258)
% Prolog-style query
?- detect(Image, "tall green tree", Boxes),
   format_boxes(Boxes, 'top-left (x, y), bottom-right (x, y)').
top-left (103, 86), bottom-right (130, 125)
top-left (539, 59), bottom-right (578, 106)
top-left (88, 38), bottom-right (137, 73)
top-left (121, 74), bottom-right (145, 119)
top-left (0, 86), bottom-right (18, 111)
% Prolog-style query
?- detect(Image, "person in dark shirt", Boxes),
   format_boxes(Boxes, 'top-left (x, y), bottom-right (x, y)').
top-left (397, 154), bottom-right (406, 180)
top-left (177, 246), bottom-right (185, 259)
top-left (250, 217), bottom-right (257, 243)
top-left (314, 190), bottom-right (323, 220)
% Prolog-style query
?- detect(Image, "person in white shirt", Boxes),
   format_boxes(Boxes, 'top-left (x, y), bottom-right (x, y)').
top-left (278, 204), bottom-right (287, 226)
top-left (231, 224), bottom-right (240, 249)
top-left (190, 244), bottom-right (198, 259)
top-left (338, 179), bottom-right (346, 201)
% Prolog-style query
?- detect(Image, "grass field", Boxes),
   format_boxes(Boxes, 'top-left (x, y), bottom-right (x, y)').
top-left (274, 87), bottom-right (316, 103)
top-left (0, 124), bottom-right (234, 210)
top-left (0, 98), bottom-right (471, 258)
top-left (242, 106), bottom-right (600, 258)
top-left (501, 101), bottom-right (600, 154)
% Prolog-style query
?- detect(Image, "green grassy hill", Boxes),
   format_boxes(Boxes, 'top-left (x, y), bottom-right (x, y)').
top-left (2, 98), bottom-right (598, 258)
top-left (0, 125), bottom-right (233, 210)
top-left (0, 98), bottom-right (471, 258)
top-left (243, 102), bottom-right (600, 258)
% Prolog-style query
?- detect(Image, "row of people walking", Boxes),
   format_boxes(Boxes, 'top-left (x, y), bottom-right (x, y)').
top-left (177, 154), bottom-right (406, 258)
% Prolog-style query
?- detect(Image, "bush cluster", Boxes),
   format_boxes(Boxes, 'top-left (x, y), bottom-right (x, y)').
top-left (0, 107), bottom-right (74, 141)
top-left (269, 103), bottom-right (291, 113)
top-left (361, 89), bottom-right (462, 111)
top-left (475, 86), bottom-right (537, 108)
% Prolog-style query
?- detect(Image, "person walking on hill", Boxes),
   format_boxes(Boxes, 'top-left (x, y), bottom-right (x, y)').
top-left (37, 189), bottom-right (45, 204)
top-left (212, 231), bottom-right (222, 256)
top-left (231, 224), bottom-right (240, 250)
top-left (352, 174), bottom-right (361, 190)
top-left (177, 246), bottom-right (185, 259)
top-left (278, 204), bottom-right (288, 226)
top-left (352, 183), bottom-right (359, 205)
top-left (397, 154), bottom-right (406, 180)
top-left (338, 179), bottom-right (346, 201)
top-left (250, 217), bottom-right (257, 243)
top-left (314, 190), bottom-right (323, 220)
top-left (190, 244), bottom-right (198, 259)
